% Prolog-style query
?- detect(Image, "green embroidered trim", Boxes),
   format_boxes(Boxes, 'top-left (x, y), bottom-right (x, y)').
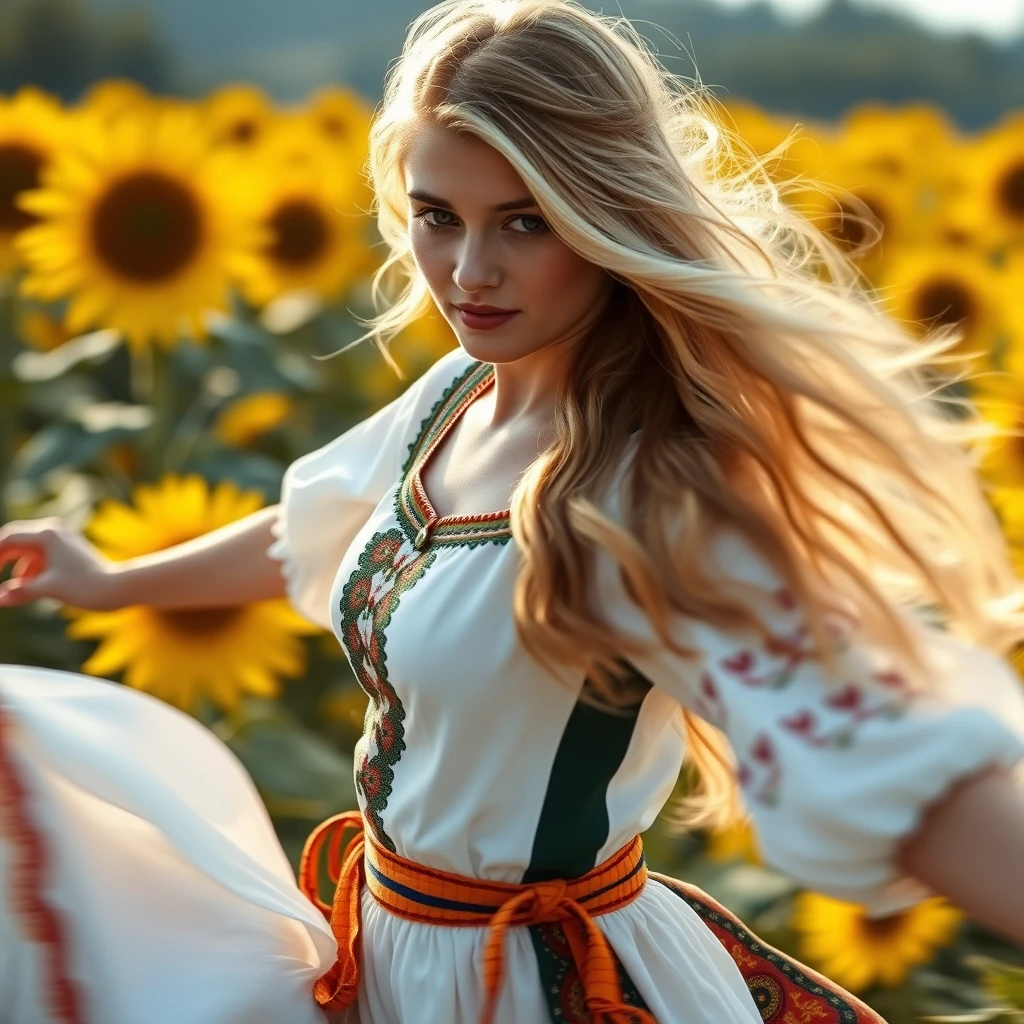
top-left (427, 517), bottom-right (514, 548)
top-left (341, 527), bottom-right (436, 851)
top-left (395, 359), bottom-right (513, 550)
top-left (399, 360), bottom-right (486, 477)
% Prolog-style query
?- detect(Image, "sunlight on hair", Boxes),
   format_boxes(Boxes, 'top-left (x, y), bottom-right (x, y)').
top-left (341, 0), bottom-right (1024, 830)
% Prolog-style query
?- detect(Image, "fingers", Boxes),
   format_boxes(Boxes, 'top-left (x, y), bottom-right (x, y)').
top-left (0, 521), bottom-right (59, 574)
top-left (0, 575), bottom-right (47, 607)
top-left (0, 526), bottom-right (56, 610)
top-left (0, 545), bottom-right (46, 580)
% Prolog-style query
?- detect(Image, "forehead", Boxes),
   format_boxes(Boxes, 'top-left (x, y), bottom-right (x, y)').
top-left (401, 121), bottom-right (531, 206)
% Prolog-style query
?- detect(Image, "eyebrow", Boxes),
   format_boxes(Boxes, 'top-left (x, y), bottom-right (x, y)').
top-left (406, 189), bottom-right (539, 212)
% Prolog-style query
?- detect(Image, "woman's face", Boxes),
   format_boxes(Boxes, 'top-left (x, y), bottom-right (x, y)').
top-left (402, 120), bottom-right (613, 366)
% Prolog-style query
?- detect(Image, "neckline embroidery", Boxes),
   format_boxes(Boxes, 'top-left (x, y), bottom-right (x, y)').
top-left (394, 360), bottom-right (514, 550)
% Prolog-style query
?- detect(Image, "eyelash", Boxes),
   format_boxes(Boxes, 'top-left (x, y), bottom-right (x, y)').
top-left (413, 207), bottom-right (550, 238)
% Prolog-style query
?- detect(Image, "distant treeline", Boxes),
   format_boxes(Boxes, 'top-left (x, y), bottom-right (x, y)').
top-left (0, 0), bottom-right (173, 97)
top-left (0, 0), bottom-right (1021, 130)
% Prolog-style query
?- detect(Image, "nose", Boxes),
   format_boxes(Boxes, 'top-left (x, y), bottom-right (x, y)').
top-left (451, 233), bottom-right (502, 294)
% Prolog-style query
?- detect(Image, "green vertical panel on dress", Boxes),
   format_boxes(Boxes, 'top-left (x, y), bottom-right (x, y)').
top-left (522, 685), bottom-right (645, 882)
top-left (524, 664), bottom-right (654, 1020)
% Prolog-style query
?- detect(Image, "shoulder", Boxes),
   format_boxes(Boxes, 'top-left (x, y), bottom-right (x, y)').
top-left (282, 346), bottom-right (479, 484)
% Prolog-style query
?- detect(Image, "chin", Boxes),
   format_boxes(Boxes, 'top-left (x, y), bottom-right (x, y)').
top-left (450, 332), bottom-right (518, 363)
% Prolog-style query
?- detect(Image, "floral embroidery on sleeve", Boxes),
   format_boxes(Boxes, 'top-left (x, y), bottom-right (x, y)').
top-left (694, 585), bottom-right (921, 809)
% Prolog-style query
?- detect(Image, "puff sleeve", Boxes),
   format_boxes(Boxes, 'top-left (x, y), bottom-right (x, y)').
top-left (598, 512), bottom-right (1024, 916)
top-left (267, 346), bottom-right (471, 629)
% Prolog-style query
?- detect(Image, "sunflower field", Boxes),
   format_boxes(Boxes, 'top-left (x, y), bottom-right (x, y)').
top-left (1, 79), bottom-right (1024, 1022)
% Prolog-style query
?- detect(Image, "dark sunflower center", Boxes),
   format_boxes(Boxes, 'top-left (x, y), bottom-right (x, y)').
top-left (320, 115), bottom-right (348, 140)
top-left (91, 170), bottom-right (203, 283)
top-left (997, 162), bottom-right (1024, 221)
top-left (868, 155), bottom-right (904, 178)
top-left (266, 199), bottom-right (329, 268)
top-left (0, 144), bottom-right (44, 231)
top-left (941, 226), bottom-right (973, 248)
top-left (858, 914), bottom-right (907, 940)
top-left (159, 606), bottom-right (243, 637)
top-left (227, 118), bottom-right (258, 145)
top-left (914, 279), bottom-right (974, 328)
top-left (829, 197), bottom-right (886, 252)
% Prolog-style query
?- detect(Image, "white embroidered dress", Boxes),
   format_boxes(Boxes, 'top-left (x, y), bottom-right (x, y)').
top-left (2, 344), bottom-right (1024, 1024)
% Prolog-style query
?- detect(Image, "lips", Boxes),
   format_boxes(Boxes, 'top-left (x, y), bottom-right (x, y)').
top-left (454, 304), bottom-right (516, 314)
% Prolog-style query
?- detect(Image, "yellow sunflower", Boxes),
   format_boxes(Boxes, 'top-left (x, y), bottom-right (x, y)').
top-left (305, 86), bottom-right (373, 156)
top-left (64, 474), bottom-right (319, 712)
top-left (836, 103), bottom-right (955, 184)
top-left (233, 136), bottom-right (371, 307)
top-left (988, 485), bottom-right (1024, 580)
top-left (203, 83), bottom-right (277, 151)
top-left (792, 892), bottom-right (963, 992)
top-left (265, 106), bottom-right (375, 213)
top-left (705, 818), bottom-right (762, 865)
top-left (213, 391), bottom-right (294, 447)
top-left (950, 115), bottom-right (1024, 243)
top-left (874, 243), bottom-right (1006, 370)
top-left (797, 158), bottom-right (920, 266)
top-left (17, 307), bottom-right (72, 351)
top-left (718, 98), bottom-right (823, 183)
top-left (15, 104), bottom-right (265, 351)
top-left (0, 87), bottom-right (68, 275)
top-left (76, 79), bottom-right (152, 126)
top-left (968, 359), bottom-right (1024, 490)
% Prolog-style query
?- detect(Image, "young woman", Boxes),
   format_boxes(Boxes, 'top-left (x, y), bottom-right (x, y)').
top-left (2, 1), bottom-right (1024, 1022)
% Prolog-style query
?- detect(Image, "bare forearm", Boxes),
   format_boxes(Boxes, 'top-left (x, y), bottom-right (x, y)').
top-left (108, 504), bottom-right (288, 609)
top-left (896, 766), bottom-right (1024, 944)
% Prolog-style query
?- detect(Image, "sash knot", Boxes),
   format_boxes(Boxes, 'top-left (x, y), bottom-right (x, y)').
top-left (298, 811), bottom-right (656, 1024)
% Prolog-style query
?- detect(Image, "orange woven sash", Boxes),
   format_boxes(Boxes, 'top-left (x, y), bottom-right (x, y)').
top-left (299, 809), bottom-right (656, 1024)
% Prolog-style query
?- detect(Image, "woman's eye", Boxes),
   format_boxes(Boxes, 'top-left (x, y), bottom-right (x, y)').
top-left (414, 208), bottom-right (548, 237)
top-left (510, 215), bottom-right (548, 236)
top-left (419, 208), bottom-right (458, 230)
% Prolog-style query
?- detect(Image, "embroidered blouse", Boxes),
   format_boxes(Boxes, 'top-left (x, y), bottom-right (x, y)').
top-left (269, 344), bottom-right (1024, 920)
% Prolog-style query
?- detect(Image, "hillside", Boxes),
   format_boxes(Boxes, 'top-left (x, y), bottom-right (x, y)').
top-left (3, 0), bottom-right (1022, 129)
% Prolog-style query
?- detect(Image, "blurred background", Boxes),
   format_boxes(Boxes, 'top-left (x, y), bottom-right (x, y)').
top-left (1, 1), bottom-right (1024, 1021)
top-left (2, 0), bottom-right (1023, 125)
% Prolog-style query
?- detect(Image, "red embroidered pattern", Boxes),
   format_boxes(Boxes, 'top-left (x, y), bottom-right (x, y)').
top-left (705, 593), bottom-right (915, 806)
top-left (780, 681), bottom-right (909, 750)
top-left (651, 872), bottom-right (888, 1023)
top-left (341, 528), bottom-right (435, 851)
top-left (0, 702), bottom-right (85, 1024)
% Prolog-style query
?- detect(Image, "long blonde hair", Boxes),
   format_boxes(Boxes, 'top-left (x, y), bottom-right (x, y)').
top-left (350, 0), bottom-right (1024, 829)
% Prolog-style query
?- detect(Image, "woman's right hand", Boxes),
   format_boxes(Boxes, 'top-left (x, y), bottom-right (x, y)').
top-left (0, 517), bottom-right (125, 611)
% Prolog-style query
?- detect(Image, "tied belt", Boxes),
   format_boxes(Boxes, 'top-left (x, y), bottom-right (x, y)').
top-left (299, 810), bottom-right (657, 1024)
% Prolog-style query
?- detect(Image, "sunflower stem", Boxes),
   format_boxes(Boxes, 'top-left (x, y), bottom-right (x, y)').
top-left (139, 344), bottom-right (177, 481)
top-left (0, 277), bottom-right (19, 523)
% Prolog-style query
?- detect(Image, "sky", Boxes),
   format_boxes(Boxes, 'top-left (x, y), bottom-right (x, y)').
top-left (705, 0), bottom-right (1024, 41)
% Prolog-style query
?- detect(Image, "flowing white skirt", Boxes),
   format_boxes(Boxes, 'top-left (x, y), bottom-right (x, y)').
top-left (0, 664), bottom-right (337, 1024)
top-left (0, 664), bottom-right (769, 1024)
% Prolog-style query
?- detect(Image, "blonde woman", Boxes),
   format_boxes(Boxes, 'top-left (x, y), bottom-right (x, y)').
top-left (2, 1), bottom-right (1024, 1022)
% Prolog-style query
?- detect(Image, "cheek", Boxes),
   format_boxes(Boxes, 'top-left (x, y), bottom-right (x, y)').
top-left (409, 235), bottom-right (441, 280)
top-left (526, 249), bottom-right (606, 310)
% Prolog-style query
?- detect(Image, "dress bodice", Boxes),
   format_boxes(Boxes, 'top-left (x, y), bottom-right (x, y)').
top-left (269, 345), bottom-right (1024, 916)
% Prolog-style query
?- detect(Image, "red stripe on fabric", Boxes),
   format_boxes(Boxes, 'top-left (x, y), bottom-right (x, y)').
top-left (0, 702), bottom-right (86, 1024)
